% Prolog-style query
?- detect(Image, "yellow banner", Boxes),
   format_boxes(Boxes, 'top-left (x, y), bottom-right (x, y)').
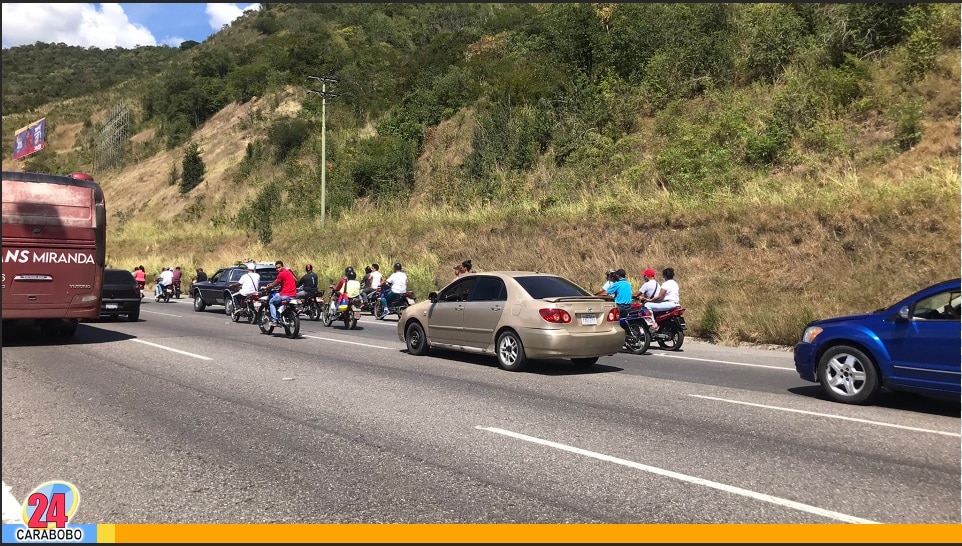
top-left (103, 523), bottom-right (962, 543)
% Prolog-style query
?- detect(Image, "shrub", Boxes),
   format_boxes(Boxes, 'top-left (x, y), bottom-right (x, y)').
top-left (180, 142), bottom-right (205, 194)
top-left (268, 117), bottom-right (311, 164)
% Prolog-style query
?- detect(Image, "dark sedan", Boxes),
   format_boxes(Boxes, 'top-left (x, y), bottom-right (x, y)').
top-left (190, 264), bottom-right (277, 313)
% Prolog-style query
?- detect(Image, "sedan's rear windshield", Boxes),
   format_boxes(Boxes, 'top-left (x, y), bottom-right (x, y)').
top-left (104, 269), bottom-right (135, 284)
top-left (514, 275), bottom-right (590, 299)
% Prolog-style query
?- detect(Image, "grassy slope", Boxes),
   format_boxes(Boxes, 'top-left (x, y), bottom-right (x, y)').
top-left (2, 56), bottom-right (958, 348)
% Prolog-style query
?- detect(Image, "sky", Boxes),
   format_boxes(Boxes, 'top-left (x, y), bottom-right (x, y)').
top-left (1, 3), bottom-right (261, 49)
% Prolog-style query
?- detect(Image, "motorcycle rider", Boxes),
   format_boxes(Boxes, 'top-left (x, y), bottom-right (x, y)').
top-left (593, 269), bottom-right (616, 297)
top-left (605, 268), bottom-right (634, 318)
top-left (262, 260), bottom-right (298, 326)
top-left (634, 268), bottom-right (660, 301)
top-left (296, 263), bottom-right (319, 300)
top-left (378, 262), bottom-right (408, 319)
top-left (361, 263), bottom-right (383, 308)
top-left (228, 262), bottom-right (261, 316)
top-left (643, 267), bottom-right (681, 330)
top-left (155, 266), bottom-right (174, 299)
top-left (172, 266), bottom-right (183, 298)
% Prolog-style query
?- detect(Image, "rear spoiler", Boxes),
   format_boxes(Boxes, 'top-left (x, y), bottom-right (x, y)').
top-left (543, 296), bottom-right (613, 303)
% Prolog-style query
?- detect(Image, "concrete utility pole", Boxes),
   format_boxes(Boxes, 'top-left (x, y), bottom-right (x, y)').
top-left (307, 76), bottom-right (339, 226)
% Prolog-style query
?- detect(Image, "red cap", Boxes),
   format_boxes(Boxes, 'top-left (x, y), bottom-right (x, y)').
top-left (643, 268), bottom-right (656, 277)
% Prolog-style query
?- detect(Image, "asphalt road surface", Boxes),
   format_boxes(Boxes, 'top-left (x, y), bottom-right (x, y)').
top-left (2, 297), bottom-right (959, 525)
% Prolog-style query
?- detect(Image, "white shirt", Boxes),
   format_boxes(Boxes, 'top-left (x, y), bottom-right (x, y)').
top-left (237, 271), bottom-right (260, 296)
top-left (386, 271), bottom-right (407, 294)
top-left (639, 279), bottom-right (659, 299)
top-left (369, 271), bottom-right (383, 289)
top-left (158, 270), bottom-right (174, 286)
top-left (660, 279), bottom-right (680, 306)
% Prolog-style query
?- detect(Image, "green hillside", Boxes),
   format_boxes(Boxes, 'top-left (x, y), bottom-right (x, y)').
top-left (2, 3), bottom-right (959, 346)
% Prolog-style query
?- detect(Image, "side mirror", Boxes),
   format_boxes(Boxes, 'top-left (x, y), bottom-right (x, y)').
top-left (429, 291), bottom-right (438, 303)
top-left (896, 305), bottom-right (911, 321)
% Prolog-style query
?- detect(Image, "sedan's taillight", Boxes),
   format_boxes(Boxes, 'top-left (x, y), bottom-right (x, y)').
top-left (539, 308), bottom-right (572, 323)
top-left (606, 308), bottom-right (619, 322)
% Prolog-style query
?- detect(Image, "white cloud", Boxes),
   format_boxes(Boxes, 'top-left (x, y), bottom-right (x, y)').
top-left (1, 3), bottom-right (156, 49)
top-left (205, 3), bottom-right (260, 32)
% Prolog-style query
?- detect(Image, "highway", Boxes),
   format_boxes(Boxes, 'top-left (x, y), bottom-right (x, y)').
top-left (2, 297), bottom-right (959, 525)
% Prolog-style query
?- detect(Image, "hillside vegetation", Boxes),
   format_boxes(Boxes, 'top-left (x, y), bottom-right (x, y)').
top-left (2, 3), bottom-right (959, 346)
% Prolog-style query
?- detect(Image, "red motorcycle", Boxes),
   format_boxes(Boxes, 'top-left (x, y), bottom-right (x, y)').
top-left (640, 306), bottom-right (687, 351)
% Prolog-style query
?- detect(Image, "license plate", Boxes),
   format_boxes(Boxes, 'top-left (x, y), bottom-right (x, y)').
top-left (253, 302), bottom-right (261, 309)
top-left (106, 303), bottom-right (118, 310)
top-left (580, 314), bottom-right (598, 326)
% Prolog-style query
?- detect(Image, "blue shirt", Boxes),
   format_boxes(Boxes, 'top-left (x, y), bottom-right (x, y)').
top-left (606, 278), bottom-right (633, 305)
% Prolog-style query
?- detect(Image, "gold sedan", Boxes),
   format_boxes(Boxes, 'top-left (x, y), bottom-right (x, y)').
top-left (398, 271), bottom-right (624, 371)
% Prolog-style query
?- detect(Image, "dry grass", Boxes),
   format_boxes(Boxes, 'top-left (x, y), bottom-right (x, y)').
top-left (5, 67), bottom-right (959, 348)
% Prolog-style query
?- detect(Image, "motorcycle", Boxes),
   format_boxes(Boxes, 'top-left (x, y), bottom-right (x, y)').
top-left (256, 290), bottom-right (301, 338)
top-left (173, 281), bottom-right (182, 299)
top-left (228, 292), bottom-right (259, 324)
top-left (372, 286), bottom-right (416, 320)
top-left (155, 284), bottom-right (174, 303)
top-left (297, 292), bottom-right (322, 321)
top-left (620, 303), bottom-right (652, 355)
top-left (643, 306), bottom-right (687, 351)
top-left (321, 288), bottom-right (363, 330)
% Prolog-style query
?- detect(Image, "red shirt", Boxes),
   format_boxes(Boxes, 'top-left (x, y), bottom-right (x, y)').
top-left (276, 268), bottom-right (297, 297)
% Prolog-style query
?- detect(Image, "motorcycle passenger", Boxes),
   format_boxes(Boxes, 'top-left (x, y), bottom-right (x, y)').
top-left (228, 262), bottom-right (260, 312)
top-left (605, 268), bottom-right (634, 318)
top-left (643, 267), bottom-right (681, 331)
top-left (263, 260), bottom-right (298, 326)
top-left (133, 265), bottom-right (146, 298)
top-left (296, 263), bottom-right (319, 300)
top-left (361, 263), bottom-right (383, 308)
top-left (155, 266), bottom-right (174, 298)
top-left (172, 266), bottom-right (183, 298)
top-left (378, 262), bottom-right (408, 318)
top-left (593, 269), bottom-right (616, 297)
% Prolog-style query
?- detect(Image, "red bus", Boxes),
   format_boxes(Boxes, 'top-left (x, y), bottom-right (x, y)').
top-left (2, 171), bottom-right (107, 337)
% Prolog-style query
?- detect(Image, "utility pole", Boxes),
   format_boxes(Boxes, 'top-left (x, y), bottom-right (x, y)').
top-left (307, 75), bottom-right (339, 226)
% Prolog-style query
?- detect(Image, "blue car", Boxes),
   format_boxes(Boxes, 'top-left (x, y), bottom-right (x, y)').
top-left (794, 278), bottom-right (961, 405)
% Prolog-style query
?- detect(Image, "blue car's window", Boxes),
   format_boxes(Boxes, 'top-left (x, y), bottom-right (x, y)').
top-left (209, 269), bottom-right (228, 282)
top-left (514, 275), bottom-right (590, 299)
top-left (913, 289), bottom-right (961, 321)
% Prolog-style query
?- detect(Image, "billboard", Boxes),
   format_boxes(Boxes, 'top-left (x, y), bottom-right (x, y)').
top-left (12, 118), bottom-right (46, 160)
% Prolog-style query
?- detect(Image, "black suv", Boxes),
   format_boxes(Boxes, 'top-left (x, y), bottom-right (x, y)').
top-left (101, 268), bottom-right (141, 321)
top-left (190, 264), bottom-right (278, 313)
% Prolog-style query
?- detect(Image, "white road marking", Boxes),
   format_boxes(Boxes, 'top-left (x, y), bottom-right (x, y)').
top-left (1, 481), bottom-right (23, 524)
top-left (648, 352), bottom-right (791, 371)
top-left (131, 339), bottom-right (212, 360)
top-left (689, 394), bottom-right (961, 437)
top-left (477, 426), bottom-right (877, 524)
top-left (302, 335), bottom-right (394, 350)
top-left (142, 309), bottom-right (183, 318)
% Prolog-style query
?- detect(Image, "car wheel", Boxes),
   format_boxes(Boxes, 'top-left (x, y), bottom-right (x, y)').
top-left (496, 330), bottom-right (528, 372)
top-left (193, 293), bottom-right (207, 312)
top-left (571, 357), bottom-right (599, 367)
top-left (817, 345), bottom-right (880, 405)
top-left (405, 322), bottom-right (430, 356)
top-left (127, 309), bottom-right (140, 322)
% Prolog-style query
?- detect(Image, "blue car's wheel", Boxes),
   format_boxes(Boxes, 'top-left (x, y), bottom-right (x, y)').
top-left (817, 345), bottom-right (880, 405)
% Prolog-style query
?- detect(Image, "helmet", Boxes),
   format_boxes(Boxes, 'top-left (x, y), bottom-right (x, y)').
top-left (394, 262), bottom-right (402, 271)
top-left (345, 266), bottom-right (356, 280)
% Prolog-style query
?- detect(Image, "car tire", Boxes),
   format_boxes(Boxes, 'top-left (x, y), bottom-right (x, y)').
top-left (193, 293), bottom-right (207, 312)
top-left (817, 345), bottom-right (880, 405)
top-left (127, 309), bottom-right (140, 322)
top-left (496, 330), bottom-right (528, 372)
top-left (405, 322), bottom-right (430, 356)
top-left (571, 357), bottom-right (599, 367)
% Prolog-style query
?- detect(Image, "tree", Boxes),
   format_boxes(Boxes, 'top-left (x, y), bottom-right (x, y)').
top-left (180, 142), bottom-right (205, 194)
